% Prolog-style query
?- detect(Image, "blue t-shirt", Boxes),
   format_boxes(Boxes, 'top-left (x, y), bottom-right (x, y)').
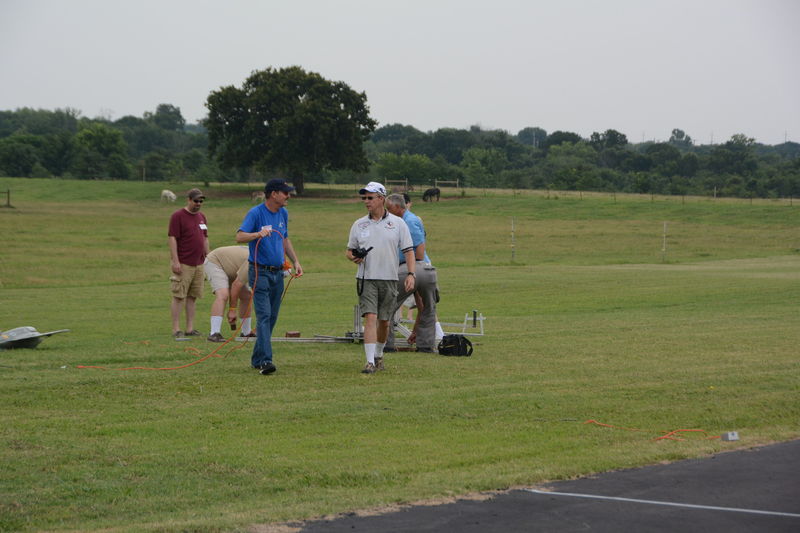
top-left (238, 204), bottom-right (289, 267)
top-left (399, 210), bottom-right (430, 264)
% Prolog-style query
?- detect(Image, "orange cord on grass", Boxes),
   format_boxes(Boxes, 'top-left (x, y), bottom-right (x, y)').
top-left (78, 232), bottom-right (299, 371)
top-left (655, 429), bottom-right (721, 441)
top-left (584, 419), bottom-right (721, 441)
top-left (76, 335), bottom-right (250, 370)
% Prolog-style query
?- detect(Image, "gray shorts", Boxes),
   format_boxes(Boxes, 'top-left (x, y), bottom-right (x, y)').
top-left (359, 279), bottom-right (398, 321)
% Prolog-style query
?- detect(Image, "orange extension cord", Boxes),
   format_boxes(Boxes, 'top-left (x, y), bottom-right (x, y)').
top-left (584, 419), bottom-right (721, 441)
top-left (78, 232), bottom-right (298, 371)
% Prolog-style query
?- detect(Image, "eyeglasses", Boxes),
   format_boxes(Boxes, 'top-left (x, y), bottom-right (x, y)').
top-left (361, 196), bottom-right (376, 201)
top-left (193, 199), bottom-right (204, 204)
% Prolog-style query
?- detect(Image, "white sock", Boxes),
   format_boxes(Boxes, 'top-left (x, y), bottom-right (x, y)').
top-left (375, 342), bottom-right (385, 358)
top-left (241, 318), bottom-right (252, 335)
top-left (364, 343), bottom-right (376, 364)
top-left (435, 322), bottom-right (444, 340)
top-left (210, 316), bottom-right (223, 335)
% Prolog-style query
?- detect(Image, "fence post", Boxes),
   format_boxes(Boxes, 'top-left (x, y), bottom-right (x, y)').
top-left (510, 217), bottom-right (516, 263)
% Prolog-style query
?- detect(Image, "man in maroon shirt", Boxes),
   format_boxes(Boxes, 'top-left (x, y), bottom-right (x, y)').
top-left (168, 188), bottom-right (210, 337)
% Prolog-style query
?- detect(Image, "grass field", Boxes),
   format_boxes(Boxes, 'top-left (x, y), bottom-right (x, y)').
top-left (1, 177), bottom-right (798, 532)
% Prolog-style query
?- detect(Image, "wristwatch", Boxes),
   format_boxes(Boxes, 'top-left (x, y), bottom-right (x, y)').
top-left (407, 272), bottom-right (416, 277)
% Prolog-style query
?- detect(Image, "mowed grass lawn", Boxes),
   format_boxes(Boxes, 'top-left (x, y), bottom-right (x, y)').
top-left (1, 177), bottom-right (798, 532)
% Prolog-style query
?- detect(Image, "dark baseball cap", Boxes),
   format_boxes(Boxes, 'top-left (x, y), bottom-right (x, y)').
top-left (187, 188), bottom-right (205, 200)
top-left (265, 179), bottom-right (295, 194)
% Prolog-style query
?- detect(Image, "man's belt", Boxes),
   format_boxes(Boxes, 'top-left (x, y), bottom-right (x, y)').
top-left (249, 261), bottom-right (282, 272)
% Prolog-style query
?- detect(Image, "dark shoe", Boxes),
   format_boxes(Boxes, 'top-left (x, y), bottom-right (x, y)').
top-left (241, 332), bottom-right (257, 338)
top-left (259, 362), bottom-right (277, 375)
top-left (416, 347), bottom-right (435, 353)
top-left (383, 346), bottom-right (397, 353)
top-left (207, 332), bottom-right (226, 342)
top-left (185, 329), bottom-right (202, 336)
top-left (173, 330), bottom-right (183, 338)
top-left (361, 362), bottom-right (376, 374)
top-left (374, 357), bottom-right (385, 371)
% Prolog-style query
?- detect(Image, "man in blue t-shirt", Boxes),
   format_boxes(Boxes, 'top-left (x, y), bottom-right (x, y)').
top-left (394, 198), bottom-right (430, 264)
top-left (236, 179), bottom-right (304, 375)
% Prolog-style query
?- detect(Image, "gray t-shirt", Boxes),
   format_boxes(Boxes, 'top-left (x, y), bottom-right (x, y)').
top-left (348, 211), bottom-right (413, 280)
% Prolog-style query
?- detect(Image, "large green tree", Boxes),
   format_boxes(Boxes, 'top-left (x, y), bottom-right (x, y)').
top-left (204, 66), bottom-right (376, 193)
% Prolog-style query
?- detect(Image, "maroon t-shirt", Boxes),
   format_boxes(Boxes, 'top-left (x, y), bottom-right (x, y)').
top-left (168, 209), bottom-right (208, 266)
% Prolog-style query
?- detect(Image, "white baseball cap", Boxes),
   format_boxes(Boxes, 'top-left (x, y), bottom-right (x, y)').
top-left (359, 181), bottom-right (387, 197)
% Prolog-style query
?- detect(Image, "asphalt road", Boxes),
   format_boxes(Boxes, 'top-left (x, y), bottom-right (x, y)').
top-left (300, 439), bottom-right (800, 532)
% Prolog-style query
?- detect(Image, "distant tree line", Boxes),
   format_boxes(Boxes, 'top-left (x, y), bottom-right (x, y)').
top-left (0, 105), bottom-right (216, 182)
top-left (2, 106), bottom-right (799, 199)
top-left (360, 125), bottom-right (800, 199)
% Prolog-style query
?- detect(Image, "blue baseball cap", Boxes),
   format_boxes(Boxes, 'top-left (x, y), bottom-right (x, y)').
top-left (265, 179), bottom-right (295, 194)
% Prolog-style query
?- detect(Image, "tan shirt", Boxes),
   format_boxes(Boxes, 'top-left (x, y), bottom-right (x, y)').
top-left (206, 246), bottom-right (249, 284)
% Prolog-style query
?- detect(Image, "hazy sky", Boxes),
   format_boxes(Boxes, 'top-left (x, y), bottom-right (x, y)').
top-left (1, 0), bottom-right (798, 145)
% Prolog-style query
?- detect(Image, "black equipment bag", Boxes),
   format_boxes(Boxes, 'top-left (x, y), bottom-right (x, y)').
top-left (437, 334), bottom-right (473, 356)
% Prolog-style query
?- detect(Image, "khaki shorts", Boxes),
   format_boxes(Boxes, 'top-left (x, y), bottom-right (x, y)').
top-left (170, 264), bottom-right (204, 299)
top-left (358, 279), bottom-right (398, 321)
top-left (203, 261), bottom-right (230, 293)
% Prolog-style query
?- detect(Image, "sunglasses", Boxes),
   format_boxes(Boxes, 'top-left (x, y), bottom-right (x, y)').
top-left (361, 196), bottom-right (376, 201)
top-left (193, 199), bottom-right (204, 204)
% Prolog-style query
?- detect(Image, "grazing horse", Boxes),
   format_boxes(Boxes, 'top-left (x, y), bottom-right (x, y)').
top-left (422, 187), bottom-right (441, 202)
top-left (160, 189), bottom-right (177, 202)
top-left (251, 191), bottom-right (265, 203)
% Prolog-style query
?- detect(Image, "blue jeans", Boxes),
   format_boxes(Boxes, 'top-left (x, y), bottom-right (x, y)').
top-left (249, 266), bottom-right (284, 368)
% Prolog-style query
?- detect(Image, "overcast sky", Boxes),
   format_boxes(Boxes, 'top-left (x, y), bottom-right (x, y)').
top-left (1, 0), bottom-right (798, 145)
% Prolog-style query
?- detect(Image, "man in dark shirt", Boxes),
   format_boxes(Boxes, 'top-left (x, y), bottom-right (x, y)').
top-left (168, 188), bottom-right (210, 337)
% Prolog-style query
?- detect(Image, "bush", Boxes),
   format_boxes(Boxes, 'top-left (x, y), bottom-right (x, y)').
top-left (30, 162), bottom-right (52, 178)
